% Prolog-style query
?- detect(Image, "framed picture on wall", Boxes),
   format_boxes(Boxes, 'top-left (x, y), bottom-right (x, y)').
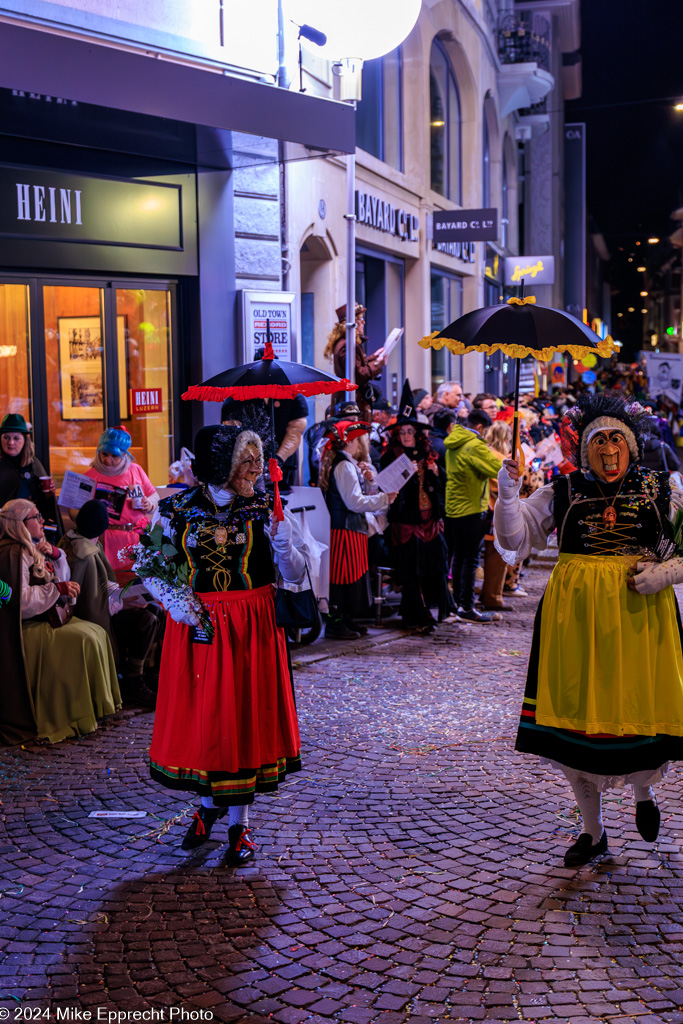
top-left (117, 315), bottom-right (129, 419)
top-left (58, 316), bottom-right (104, 420)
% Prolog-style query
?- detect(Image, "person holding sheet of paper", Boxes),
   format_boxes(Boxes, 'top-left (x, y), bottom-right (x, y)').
top-left (381, 383), bottom-right (452, 633)
top-left (325, 303), bottom-right (389, 422)
top-left (319, 420), bottom-right (397, 640)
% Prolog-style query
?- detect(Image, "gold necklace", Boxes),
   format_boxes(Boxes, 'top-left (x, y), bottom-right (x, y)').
top-left (594, 476), bottom-right (626, 530)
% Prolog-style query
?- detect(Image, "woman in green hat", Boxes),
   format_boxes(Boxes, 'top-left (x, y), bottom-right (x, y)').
top-left (0, 413), bottom-right (55, 523)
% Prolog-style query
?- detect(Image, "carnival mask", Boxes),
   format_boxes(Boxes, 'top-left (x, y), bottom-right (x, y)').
top-left (228, 442), bottom-right (263, 497)
top-left (586, 428), bottom-right (630, 483)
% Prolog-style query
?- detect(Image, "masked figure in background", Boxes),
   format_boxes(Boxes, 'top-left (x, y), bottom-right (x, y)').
top-left (147, 424), bottom-right (307, 866)
top-left (325, 304), bottom-right (387, 422)
top-left (495, 393), bottom-right (683, 866)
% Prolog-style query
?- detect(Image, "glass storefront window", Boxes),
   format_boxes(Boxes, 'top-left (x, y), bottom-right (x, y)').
top-left (43, 284), bottom-right (105, 484)
top-left (116, 288), bottom-right (173, 485)
top-left (0, 283), bottom-right (31, 426)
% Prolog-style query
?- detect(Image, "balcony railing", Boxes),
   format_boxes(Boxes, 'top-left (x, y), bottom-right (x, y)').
top-left (497, 12), bottom-right (550, 72)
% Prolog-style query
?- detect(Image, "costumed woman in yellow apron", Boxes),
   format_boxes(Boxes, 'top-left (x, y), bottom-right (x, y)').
top-left (494, 393), bottom-right (683, 866)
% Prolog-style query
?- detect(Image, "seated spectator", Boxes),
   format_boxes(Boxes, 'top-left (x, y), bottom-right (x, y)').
top-left (0, 414), bottom-right (59, 533)
top-left (59, 500), bottom-right (159, 709)
top-left (0, 498), bottom-right (120, 745)
top-left (319, 420), bottom-right (396, 640)
top-left (84, 427), bottom-right (158, 585)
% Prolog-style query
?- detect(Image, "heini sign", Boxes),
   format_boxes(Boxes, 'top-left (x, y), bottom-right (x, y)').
top-left (504, 255), bottom-right (555, 286)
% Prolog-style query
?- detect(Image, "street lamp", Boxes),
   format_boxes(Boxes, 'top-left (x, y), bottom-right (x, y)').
top-left (289, 0), bottom-right (421, 396)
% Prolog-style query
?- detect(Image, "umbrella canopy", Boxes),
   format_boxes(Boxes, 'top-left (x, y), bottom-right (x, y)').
top-left (419, 296), bottom-right (615, 362)
top-left (182, 341), bottom-right (356, 402)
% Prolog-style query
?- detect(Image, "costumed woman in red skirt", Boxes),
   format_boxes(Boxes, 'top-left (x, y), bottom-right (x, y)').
top-left (495, 393), bottom-right (683, 866)
top-left (319, 419), bottom-right (396, 640)
top-left (145, 424), bottom-right (306, 865)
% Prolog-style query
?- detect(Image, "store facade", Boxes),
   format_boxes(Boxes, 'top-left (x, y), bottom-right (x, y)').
top-left (0, 20), bottom-right (354, 483)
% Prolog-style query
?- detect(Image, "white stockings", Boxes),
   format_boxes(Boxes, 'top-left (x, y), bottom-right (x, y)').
top-left (561, 769), bottom-right (604, 844)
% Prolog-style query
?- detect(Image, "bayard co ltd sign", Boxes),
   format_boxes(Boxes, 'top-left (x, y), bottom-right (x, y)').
top-left (355, 190), bottom-right (419, 243)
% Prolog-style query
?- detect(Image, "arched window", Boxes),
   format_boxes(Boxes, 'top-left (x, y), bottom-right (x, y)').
top-left (429, 39), bottom-right (461, 200)
top-left (482, 113), bottom-right (491, 208)
top-left (356, 48), bottom-right (403, 170)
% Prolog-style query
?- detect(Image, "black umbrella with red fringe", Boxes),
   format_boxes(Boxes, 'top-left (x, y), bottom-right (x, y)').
top-left (182, 337), bottom-right (356, 519)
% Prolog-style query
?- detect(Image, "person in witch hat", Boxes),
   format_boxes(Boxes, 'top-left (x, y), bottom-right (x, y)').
top-left (495, 392), bottom-right (683, 866)
top-left (381, 381), bottom-right (452, 632)
top-left (145, 423), bottom-right (308, 866)
top-left (319, 420), bottom-right (397, 640)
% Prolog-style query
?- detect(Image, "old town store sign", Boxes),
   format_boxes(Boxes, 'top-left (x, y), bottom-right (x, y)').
top-left (0, 167), bottom-right (182, 249)
top-left (355, 190), bottom-right (419, 243)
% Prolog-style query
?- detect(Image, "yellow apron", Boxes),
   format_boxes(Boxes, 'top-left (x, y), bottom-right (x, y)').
top-left (537, 553), bottom-right (683, 736)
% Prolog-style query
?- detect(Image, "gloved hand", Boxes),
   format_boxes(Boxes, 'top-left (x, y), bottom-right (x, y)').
top-left (631, 558), bottom-right (683, 595)
top-left (108, 582), bottom-right (124, 616)
top-left (142, 577), bottom-right (202, 626)
top-left (498, 460), bottom-right (522, 498)
top-left (270, 514), bottom-right (306, 584)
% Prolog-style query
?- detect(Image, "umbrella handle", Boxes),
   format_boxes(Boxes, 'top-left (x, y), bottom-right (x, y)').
top-left (512, 410), bottom-right (526, 474)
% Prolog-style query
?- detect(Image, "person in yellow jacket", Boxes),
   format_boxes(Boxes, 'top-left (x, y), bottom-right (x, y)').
top-left (444, 409), bottom-right (502, 622)
top-left (495, 393), bottom-right (683, 867)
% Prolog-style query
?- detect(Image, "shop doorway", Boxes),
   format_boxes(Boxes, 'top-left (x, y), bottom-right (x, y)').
top-left (0, 276), bottom-right (176, 486)
top-left (355, 248), bottom-right (405, 408)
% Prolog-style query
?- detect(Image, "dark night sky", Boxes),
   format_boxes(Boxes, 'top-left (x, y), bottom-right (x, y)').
top-left (566, 0), bottom-right (683, 246)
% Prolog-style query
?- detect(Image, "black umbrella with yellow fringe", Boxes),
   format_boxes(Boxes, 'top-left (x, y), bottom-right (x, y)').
top-left (419, 294), bottom-right (615, 466)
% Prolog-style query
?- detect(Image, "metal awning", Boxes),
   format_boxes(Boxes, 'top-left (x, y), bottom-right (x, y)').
top-left (0, 21), bottom-right (355, 155)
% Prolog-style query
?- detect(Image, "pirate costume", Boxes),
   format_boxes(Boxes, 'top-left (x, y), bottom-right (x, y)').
top-left (494, 394), bottom-right (683, 865)
top-left (147, 425), bottom-right (306, 865)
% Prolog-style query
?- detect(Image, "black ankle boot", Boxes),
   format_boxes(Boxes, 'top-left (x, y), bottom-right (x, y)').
top-left (636, 799), bottom-right (661, 842)
top-left (181, 805), bottom-right (226, 850)
top-left (564, 829), bottom-right (608, 867)
top-left (225, 823), bottom-right (256, 867)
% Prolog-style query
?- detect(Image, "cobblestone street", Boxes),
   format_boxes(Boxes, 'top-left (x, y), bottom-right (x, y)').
top-left (2, 558), bottom-right (683, 1024)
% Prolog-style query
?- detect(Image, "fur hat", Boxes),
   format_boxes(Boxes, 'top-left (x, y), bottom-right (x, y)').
top-left (192, 425), bottom-right (264, 486)
top-left (559, 393), bottom-right (650, 471)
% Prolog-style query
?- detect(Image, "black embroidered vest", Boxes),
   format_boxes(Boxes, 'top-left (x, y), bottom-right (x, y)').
top-left (552, 467), bottom-right (673, 559)
top-left (159, 486), bottom-right (275, 593)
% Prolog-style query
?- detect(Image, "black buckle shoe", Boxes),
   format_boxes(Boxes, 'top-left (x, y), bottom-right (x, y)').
top-left (181, 806), bottom-right (226, 850)
top-left (564, 830), bottom-right (608, 867)
top-left (636, 800), bottom-right (661, 842)
top-left (225, 824), bottom-right (257, 867)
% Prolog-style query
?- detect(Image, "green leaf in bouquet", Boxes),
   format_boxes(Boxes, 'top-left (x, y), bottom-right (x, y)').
top-left (177, 564), bottom-right (189, 584)
top-left (148, 523), bottom-right (165, 547)
top-left (161, 543), bottom-right (178, 557)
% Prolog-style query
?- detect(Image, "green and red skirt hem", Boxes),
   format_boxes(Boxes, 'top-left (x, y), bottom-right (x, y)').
top-left (149, 753), bottom-right (301, 806)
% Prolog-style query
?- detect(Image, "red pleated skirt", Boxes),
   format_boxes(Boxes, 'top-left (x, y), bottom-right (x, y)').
top-left (330, 528), bottom-right (369, 585)
top-left (149, 586), bottom-right (300, 779)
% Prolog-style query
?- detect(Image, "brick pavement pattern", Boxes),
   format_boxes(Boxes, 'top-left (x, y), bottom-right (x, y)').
top-left (2, 558), bottom-right (683, 1023)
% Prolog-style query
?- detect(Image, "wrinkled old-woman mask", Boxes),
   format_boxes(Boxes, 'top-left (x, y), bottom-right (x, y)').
top-left (587, 428), bottom-right (630, 483)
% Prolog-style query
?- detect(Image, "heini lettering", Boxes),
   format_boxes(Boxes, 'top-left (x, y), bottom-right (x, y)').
top-left (16, 182), bottom-right (83, 224)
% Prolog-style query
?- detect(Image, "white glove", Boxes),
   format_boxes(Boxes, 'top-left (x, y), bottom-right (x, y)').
top-left (142, 577), bottom-right (202, 626)
top-left (497, 463), bottom-right (522, 498)
top-left (631, 558), bottom-right (683, 596)
top-left (270, 514), bottom-right (307, 584)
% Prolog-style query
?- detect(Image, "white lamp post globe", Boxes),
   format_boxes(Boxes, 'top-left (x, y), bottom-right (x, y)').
top-left (287, 0), bottom-right (421, 61)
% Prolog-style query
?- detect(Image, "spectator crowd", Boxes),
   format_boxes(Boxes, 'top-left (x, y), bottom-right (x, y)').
top-left (0, 352), bottom-right (681, 747)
